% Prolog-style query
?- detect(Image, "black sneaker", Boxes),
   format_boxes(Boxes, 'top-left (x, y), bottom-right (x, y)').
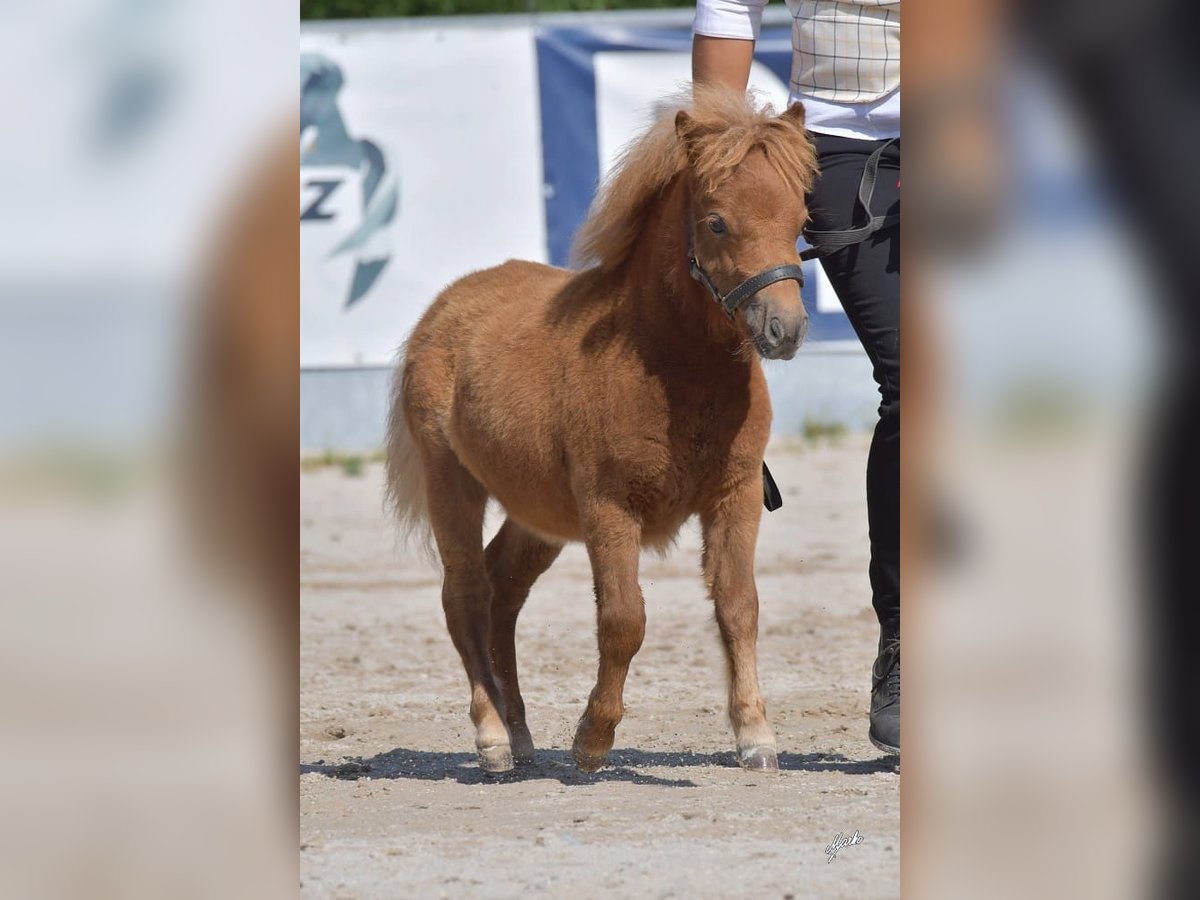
top-left (869, 636), bottom-right (900, 755)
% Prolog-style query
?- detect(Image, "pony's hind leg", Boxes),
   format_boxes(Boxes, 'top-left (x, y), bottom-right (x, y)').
top-left (422, 451), bottom-right (513, 773)
top-left (485, 519), bottom-right (563, 763)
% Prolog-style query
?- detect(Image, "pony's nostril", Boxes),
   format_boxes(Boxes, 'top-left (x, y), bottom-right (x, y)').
top-left (767, 317), bottom-right (784, 344)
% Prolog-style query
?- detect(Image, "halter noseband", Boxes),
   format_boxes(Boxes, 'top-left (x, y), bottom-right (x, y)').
top-left (687, 249), bottom-right (806, 319)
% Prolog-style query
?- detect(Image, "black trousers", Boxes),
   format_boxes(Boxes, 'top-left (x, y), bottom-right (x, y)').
top-left (805, 133), bottom-right (900, 635)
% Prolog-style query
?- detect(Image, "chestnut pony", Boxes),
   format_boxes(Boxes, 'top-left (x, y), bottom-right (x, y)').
top-left (386, 89), bottom-right (817, 773)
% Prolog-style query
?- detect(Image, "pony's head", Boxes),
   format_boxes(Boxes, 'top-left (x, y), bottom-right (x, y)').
top-left (572, 89), bottom-right (818, 360)
top-left (674, 92), bottom-right (815, 359)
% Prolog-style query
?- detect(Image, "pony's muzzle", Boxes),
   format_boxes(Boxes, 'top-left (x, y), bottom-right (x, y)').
top-left (747, 291), bottom-right (808, 360)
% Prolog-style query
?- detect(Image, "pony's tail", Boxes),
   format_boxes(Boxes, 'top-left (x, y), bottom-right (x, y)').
top-left (384, 344), bottom-right (435, 561)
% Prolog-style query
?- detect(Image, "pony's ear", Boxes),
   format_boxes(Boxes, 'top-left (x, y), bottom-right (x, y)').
top-left (780, 102), bottom-right (807, 128)
top-left (675, 110), bottom-right (699, 142)
top-left (675, 109), bottom-right (716, 154)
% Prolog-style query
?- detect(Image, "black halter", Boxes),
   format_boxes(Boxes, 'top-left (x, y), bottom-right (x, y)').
top-left (687, 251), bottom-right (805, 318)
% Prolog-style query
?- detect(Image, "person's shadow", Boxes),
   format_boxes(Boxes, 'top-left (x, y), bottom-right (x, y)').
top-left (300, 747), bottom-right (898, 787)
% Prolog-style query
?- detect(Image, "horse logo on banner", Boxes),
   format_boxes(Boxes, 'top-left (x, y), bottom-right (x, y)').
top-left (301, 53), bottom-right (399, 309)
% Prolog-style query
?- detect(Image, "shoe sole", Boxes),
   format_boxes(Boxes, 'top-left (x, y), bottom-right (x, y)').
top-left (869, 732), bottom-right (899, 756)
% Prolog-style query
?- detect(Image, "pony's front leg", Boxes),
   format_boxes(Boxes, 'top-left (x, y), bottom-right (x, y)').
top-left (702, 479), bottom-right (778, 772)
top-left (572, 503), bottom-right (645, 773)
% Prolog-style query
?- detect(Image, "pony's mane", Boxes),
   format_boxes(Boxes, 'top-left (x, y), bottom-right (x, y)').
top-left (570, 87), bottom-right (818, 272)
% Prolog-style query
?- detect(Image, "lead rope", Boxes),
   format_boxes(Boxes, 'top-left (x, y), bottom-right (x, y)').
top-left (800, 138), bottom-right (899, 261)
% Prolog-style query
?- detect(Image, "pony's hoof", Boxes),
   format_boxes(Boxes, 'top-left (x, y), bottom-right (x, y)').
top-left (738, 746), bottom-right (779, 772)
top-left (510, 726), bottom-right (536, 764)
top-left (478, 745), bottom-right (514, 774)
top-left (571, 746), bottom-right (607, 773)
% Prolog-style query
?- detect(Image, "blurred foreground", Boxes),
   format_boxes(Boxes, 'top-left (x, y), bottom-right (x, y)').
top-left (0, 2), bottom-right (297, 897)
top-left (908, 2), bottom-right (1198, 897)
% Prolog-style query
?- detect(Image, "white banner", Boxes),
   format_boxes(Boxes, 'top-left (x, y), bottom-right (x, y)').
top-left (300, 25), bottom-right (546, 367)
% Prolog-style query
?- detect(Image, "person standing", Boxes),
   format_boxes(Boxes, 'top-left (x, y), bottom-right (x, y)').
top-left (692, 0), bottom-right (901, 754)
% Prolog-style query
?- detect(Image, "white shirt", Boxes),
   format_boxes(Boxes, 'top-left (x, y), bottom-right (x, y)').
top-left (693, 0), bottom-right (901, 141)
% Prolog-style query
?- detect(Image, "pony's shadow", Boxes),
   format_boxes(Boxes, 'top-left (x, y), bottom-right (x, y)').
top-left (300, 747), bottom-right (898, 787)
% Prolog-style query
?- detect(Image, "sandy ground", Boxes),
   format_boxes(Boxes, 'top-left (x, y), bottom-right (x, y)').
top-left (300, 436), bottom-right (899, 899)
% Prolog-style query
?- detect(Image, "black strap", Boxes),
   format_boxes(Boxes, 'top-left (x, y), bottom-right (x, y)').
top-left (688, 254), bottom-right (805, 318)
top-left (762, 461), bottom-right (783, 511)
top-left (687, 252), bottom-right (723, 307)
top-left (719, 264), bottom-right (806, 316)
top-left (800, 137), bottom-right (899, 261)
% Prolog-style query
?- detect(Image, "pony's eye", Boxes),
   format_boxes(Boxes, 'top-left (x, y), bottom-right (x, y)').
top-left (707, 215), bottom-right (727, 235)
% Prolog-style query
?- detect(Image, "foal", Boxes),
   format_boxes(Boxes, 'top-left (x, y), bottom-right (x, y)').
top-left (387, 89), bottom-right (817, 773)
